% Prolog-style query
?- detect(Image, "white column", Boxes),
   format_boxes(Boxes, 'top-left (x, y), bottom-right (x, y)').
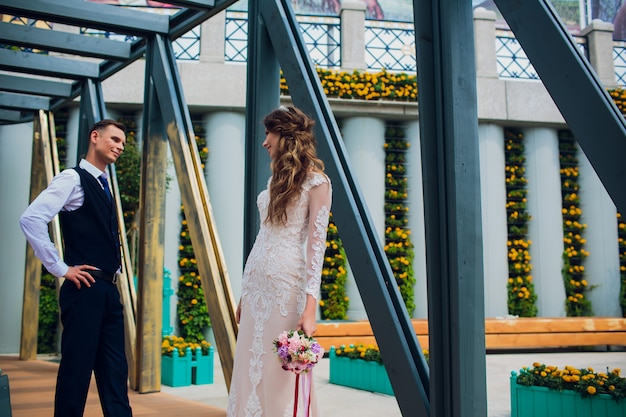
top-left (65, 107), bottom-right (80, 167)
top-left (578, 146), bottom-right (622, 316)
top-left (341, 116), bottom-right (386, 320)
top-left (164, 143), bottom-right (182, 332)
top-left (524, 127), bottom-right (566, 317)
top-left (0, 122), bottom-right (34, 353)
top-left (478, 124), bottom-right (509, 318)
top-left (203, 111), bottom-right (246, 301)
top-left (405, 120), bottom-right (427, 318)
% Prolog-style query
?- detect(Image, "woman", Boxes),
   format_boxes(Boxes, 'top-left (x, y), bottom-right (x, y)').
top-left (227, 106), bottom-right (332, 416)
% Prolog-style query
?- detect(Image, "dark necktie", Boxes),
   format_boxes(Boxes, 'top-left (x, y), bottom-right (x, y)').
top-left (99, 175), bottom-right (112, 201)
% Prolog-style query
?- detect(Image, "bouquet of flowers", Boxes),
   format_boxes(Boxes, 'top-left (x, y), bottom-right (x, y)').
top-left (274, 330), bottom-right (324, 416)
top-left (273, 330), bottom-right (324, 374)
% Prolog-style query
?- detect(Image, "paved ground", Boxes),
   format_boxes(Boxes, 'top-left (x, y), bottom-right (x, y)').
top-left (161, 348), bottom-right (626, 417)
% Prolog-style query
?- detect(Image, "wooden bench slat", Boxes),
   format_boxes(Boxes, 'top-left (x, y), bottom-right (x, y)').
top-left (315, 318), bottom-right (626, 351)
top-left (486, 332), bottom-right (626, 349)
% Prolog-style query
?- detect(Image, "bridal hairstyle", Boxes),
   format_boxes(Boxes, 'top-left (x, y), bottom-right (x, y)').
top-left (263, 106), bottom-right (325, 225)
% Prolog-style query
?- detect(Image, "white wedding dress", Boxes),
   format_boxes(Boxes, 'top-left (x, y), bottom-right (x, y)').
top-left (227, 172), bottom-right (332, 417)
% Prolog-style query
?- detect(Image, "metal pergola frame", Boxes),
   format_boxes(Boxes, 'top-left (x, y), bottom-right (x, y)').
top-left (3, 1), bottom-right (625, 416)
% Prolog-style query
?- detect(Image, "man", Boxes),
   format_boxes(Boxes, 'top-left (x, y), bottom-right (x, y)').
top-left (20, 119), bottom-right (132, 417)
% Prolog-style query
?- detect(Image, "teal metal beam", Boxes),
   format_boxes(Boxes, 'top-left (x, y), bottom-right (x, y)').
top-left (413, 1), bottom-right (487, 416)
top-left (0, 92), bottom-right (49, 111)
top-left (0, 22), bottom-right (131, 60)
top-left (0, 49), bottom-right (99, 79)
top-left (0, 0), bottom-right (169, 36)
top-left (0, 75), bottom-right (72, 98)
top-left (494, 0), bottom-right (626, 214)
top-left (243, 0), bottom-right (279, 257)
top-left (0, 109), bottom-right (26, 123)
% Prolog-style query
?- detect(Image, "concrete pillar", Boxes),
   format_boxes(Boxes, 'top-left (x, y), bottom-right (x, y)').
top-left (474, 7), bottom-right (499, 79)
top-left (164, 143), bottom-right (182, 332)
top-left (65, 107), bottom-right (80, 167)
top-left (524, 127), bottom-right (566, 317)
top-left (581, 19), bottom-right (617, 88)
top-left (200, 9), bottom-right (226, 63)
top-left (578, 145), bottom-right (622, 316)
top-left (0, 122), bottom-right (34, 353)
top-left (478, 124), bottom-right (509, 318)
top-left (405, 120), bottom-right (427, 318)
top-left (340, 1), bottom-right (367, 71)
top-left (341, 116), bottom-right (386, 320)
top-left (203, 111), bottom-right (246, 301)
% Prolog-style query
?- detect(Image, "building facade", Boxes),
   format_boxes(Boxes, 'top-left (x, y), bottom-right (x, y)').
top-left (0, 5), bottom-right (623, 354)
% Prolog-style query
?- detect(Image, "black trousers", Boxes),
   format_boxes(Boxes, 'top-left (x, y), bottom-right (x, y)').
top-left (55, 278), bottom-right (132, 417)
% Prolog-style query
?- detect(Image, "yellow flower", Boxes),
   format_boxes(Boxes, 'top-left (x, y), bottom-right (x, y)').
top-left (586, 386), bottom-right (596, 395)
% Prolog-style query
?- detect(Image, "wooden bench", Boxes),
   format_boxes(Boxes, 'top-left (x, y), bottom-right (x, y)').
top-left (315, 317), bottom-right (626, 352)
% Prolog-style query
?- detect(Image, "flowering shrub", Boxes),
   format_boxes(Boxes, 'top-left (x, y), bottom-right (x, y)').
top-left (516, 362), bottom-right (626, 402)
top-left (161, 335), bottom-right (211, 357)
top-left (504, 129), bottom-right (537, 316)
top-left (558, 131), bottom-right (592, 316)
top-left (281, 68), bottom-right (417, 101)
top-left (176, 121), bottom-right (211, 343)
top-left (335, 344), bottom-right (384, 364)
top-left (335, 344), bottom-right (429, 365)
top-left (384, 126), bottom-right (415, 315)
top-left (115, 116), bottom-right (141, 241)
top-left (607, 88), bottom-right (626, 317)
top-left (320, 213), bottom-right (349, 319)
top-left (618, 213), bottom-right (626, 317)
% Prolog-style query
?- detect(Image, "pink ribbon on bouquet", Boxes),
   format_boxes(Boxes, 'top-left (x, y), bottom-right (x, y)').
top-left (292, 371), bottom-right (314, 417)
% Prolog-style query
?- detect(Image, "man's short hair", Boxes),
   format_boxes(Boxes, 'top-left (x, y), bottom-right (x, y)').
top-left (91, 119), bottom-right (126, 135)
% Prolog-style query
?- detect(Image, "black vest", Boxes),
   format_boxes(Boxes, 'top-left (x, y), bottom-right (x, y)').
top-left (59, 167), bottom-right (121, 274)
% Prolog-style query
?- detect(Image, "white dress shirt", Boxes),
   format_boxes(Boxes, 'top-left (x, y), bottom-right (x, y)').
top-left (19, 159), bottom-right (108, 278)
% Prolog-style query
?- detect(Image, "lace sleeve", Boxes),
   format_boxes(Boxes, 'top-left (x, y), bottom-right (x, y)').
top-left (305, 175), bottom-right (332, 299)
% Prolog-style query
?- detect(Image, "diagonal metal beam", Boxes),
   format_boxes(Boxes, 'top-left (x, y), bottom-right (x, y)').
top-left (259, 1), bottom-right (429, 415)
top-left (0, 92), bottom-right (49, 111)
top-left (168, 0), bottom-right (238, 39)
top-left (0, 49), bottom-right (100, 79)
top-left (0, 22), bottom-right (131, 60)
top-left (148, 33), bottom-right (238, 390)
top-left (99, 1), bottom-right (239, 81)
top-left (0, 74), bottom-right (72, 98)
top-left (0, 0), bottom-right (169, 36)
top-left (494, 0), bottom-right (626, 214)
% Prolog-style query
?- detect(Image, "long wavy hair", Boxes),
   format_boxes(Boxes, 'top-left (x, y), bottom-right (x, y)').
top-left (264, 106), bottom-right (325, 225)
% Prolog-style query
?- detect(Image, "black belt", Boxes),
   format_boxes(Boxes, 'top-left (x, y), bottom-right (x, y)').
top-left (90, 269), bottom-right (118, 284)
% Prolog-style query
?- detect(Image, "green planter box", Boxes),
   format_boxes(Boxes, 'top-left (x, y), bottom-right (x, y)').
top-left (162, 348), bottom-right (192, 387)
top-left (192, 346), bottom-right (214, 385)
top-left (510, 374), bottom-right (626, 417)
top-left (162, 346), bottom-right (215, 387)
top-left (329, 346), bottom-right (394, 395)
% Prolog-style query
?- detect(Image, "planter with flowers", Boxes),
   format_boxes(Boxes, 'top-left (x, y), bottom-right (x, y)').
top-left (511, 362), bottom-right (626, 417)
top-left (329, 345), bottom-right (394, 395)
top-left (161, 336), bottom-right (214, 387)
